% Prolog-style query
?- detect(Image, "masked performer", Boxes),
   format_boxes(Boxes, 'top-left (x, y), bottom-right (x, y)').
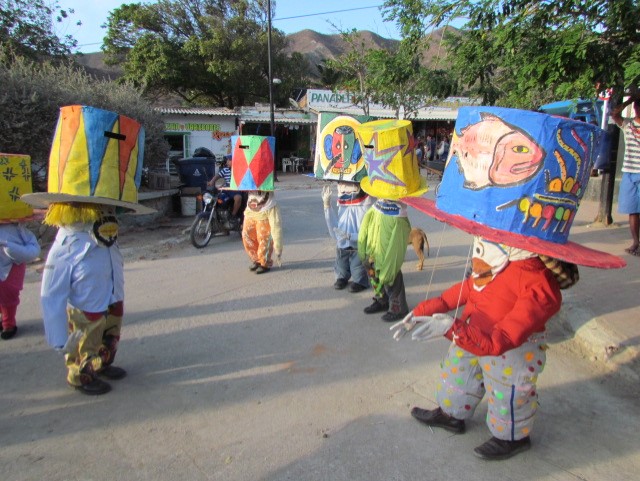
top-left (227, 135), bottom-right (282, 274)
top-left (22, 105), bottom-right (155, 395)
top-left (315, 115), bottom-right (373, 292)
top-left (357, 119), bottom-right (427, 321)
top-left (0, 154), bottom-right (41, 340)
top-left (391, 107), bottom-right (625, 460)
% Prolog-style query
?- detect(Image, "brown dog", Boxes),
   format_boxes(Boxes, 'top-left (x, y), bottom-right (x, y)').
top-left (408, 227), bottom-right (430, 270)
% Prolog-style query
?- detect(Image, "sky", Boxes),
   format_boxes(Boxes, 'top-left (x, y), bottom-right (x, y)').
top-left (56, 1), bottom-right (402, 54)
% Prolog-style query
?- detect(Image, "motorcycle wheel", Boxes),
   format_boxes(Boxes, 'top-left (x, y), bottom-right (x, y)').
top-left (190, 213), bottom-right (214, 248)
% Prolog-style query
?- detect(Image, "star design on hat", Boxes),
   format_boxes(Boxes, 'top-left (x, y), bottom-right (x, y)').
top-left (364, 132), bottom-right (405, 187)
top-left (8, 186), bottom-right (20, 201)
top-left (2, 167), bottom-right (16, 181)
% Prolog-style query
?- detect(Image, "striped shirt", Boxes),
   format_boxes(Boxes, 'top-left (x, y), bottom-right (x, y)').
top-left (219, 166), bottom-right (232, 187)
top-left (621, 119), bottom-right (640, 173)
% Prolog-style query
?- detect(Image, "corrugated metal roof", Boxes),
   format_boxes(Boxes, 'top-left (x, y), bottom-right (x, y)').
top-left (413, 108), bottom-right (459, 121)
top-left (155, 107), bottom-right (237, 116)
top-left (242, 116), bottom-right (316, 125)
top-left (309, 106), bottom-right (457, 121)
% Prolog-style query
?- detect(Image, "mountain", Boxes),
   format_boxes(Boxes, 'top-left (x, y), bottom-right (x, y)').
top-left (74, 27), bottom-right (457, 81)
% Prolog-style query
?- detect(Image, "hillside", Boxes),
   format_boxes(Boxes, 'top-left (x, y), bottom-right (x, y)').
top-left (74, 27), bottom-right (457, 81)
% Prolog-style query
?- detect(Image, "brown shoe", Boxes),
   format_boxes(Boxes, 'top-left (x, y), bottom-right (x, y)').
top-left (473, 436), bottom-right (531, 460)
top-left (411, 406), bottom-right (465, 434)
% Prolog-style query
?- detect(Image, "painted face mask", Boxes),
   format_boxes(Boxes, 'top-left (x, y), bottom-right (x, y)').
top-left (247, 191), bottom-right (272, 211)
top-left (91, 206), bottom-right (119, 247)
top-left (337, 182), bottom-right (367, 205)
top-left (471, 237), bottom-right (535, 290)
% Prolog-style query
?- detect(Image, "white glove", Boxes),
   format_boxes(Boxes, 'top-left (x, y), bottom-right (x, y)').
top-left (55, 330), bottom-right (82, 355)
top-left (333, 227), bottom-right (350, 241)
top-left (390, 311), bottom-right (418, 340)
top-left (411, 313), bottom-right (455, 342)
top-left (322, 185), bottom-right (332, 208)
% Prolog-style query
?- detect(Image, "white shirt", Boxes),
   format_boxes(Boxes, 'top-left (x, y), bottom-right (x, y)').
top-left (41, 227), bottom-right (124, 348)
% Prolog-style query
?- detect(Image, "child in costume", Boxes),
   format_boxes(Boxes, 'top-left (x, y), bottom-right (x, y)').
top-left (228, 135), bottom-right (282, 274)
top-left (0, 154), bottom-right (41, 340)
top-left (392, 107), bottom-right (625, 460)
top-left (22, 105), bottom-right (155, 395)
top-left (315, 115), bottom-right (373, 292)
top-left (356, 119), bottom-right (427, 321)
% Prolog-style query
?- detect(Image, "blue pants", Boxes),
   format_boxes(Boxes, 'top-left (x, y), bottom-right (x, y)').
top-left (335, 247), bottom-right (368, 287)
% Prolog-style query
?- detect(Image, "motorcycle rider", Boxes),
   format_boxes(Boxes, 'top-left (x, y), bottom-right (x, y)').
top-left (208, 154), bottom-right (243, 228)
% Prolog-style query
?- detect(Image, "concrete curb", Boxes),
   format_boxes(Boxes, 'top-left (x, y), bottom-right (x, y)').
top-left (556, 301), bottom-right (640, 384)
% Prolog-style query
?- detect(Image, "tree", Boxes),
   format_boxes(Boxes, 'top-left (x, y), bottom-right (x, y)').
top-left (382, 0), bottom-right (640, 107)
top-left (0, 52), bottom-right (169, 189)
top-left (382, 0), bottom-right (640, 224)
top-left (327, 23), bottom-right (457, 118)
top-left (0, 0), bottom-right (78, 59)
top-left (102, 0), bottom-right (311, 108)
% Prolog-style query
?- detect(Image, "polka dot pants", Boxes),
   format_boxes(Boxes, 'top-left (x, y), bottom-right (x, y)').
top-left (435, 335), bottom-right (547, 441)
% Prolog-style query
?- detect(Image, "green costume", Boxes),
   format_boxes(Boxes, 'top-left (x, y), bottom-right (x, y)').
top-left (358, 200), bottom-right (410, 315)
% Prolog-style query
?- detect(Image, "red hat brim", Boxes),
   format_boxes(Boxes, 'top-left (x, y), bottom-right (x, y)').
top-left (403, 196), bottom-right (626, 269)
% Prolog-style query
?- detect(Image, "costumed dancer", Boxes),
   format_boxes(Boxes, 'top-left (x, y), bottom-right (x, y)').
top-left (391, 107), bottom-right (625, 460)
top-left (228, 135), bottom-right (282, 274)
top-left (22, 105), bottom-right (155, 395)
top-left (314, 114), bottom-right (373, 292)
top-left (0, 154), bottom-right (41, 340)
top-left (357, 119), bottom-right (427, 321)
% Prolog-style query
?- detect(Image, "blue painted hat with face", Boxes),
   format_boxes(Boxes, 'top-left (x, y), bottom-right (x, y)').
top-left (403, 106), bottom-right (625, 269)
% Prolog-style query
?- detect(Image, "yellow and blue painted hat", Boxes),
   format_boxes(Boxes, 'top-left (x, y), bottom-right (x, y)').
top-left (22, 105), bottom-right (154, 214)
top-left (358, 119), bottom-right (428, 200)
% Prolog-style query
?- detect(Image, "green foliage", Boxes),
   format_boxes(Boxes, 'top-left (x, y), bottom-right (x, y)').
top-left (0, 52), bottom-right (169, 191)
top-left (0, 0), bottom-right (78, 59)
top-left (328, 27), bottom-right (457, 118)
top-left (391, 0), bottom-right (640, 108)
top-left (102, 0), bottom-right (311, 108)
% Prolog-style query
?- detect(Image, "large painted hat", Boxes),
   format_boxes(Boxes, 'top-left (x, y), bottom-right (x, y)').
top-left (314, 113), bottom-right (370, 182)
top-left (0, 153), bottom-right (39, 224)
top-left (402, 106), bottom-right (625, 269)
top-left (358, 119), bottom-right (428, 200)
top-left (229, 135), bottom-right (276, 191)
top-left (21, 105), bottom-right (155, 214)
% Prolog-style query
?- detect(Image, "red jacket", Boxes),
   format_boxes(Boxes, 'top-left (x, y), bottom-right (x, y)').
top-left (413, 257), bottom-right (562, 356)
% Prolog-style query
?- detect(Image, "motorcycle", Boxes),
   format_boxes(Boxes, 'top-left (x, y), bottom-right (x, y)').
top-left (189, 178), bottom-right (246, 248)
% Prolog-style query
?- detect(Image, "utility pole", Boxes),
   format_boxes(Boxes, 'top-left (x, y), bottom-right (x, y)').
top-left (267, 0), bottom-right (278, 181)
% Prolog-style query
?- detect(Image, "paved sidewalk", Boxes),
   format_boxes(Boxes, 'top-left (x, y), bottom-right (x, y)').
top-left (123, 170), bottom-right (640, 384)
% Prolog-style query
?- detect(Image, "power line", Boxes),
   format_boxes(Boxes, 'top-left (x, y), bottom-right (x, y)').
top-left (274, 5), bottom-right (383, 22)
top-left (76, 4), bottom-right (387, 48)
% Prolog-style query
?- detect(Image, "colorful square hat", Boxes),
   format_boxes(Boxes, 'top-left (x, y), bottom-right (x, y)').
top-left (21, 105), bottom-right (155, 214)
top-left (313, 113), bottom-right (369, 182)
top-left (357, 119), bottom-right (428, 199)
top-left (229, 135), bottom-right (276, 191)
top-left (0, 153), bottom-right (38, 223)
top-left (402, 106), bottom-right (625, 269)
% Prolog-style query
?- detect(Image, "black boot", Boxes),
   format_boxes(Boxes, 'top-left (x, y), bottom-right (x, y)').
top-left (473, 436), bottom-right (531, 460)
top-left (411, 406), bottom-right (466, 434)
top-left (99, 365), bottom-right (127, 380)
top-left (363, 298), bottom-right (388, 314)
top-left (72, 378), bottom-right (112, 395)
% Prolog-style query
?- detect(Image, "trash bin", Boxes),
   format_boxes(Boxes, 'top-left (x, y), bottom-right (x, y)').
top-left (174, 157), bottom-right (216, 191)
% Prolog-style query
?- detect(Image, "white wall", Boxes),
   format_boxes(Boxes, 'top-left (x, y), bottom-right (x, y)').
top-left (163, 115), bottom-right (238, 159)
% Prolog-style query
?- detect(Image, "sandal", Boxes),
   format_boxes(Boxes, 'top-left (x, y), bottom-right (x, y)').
top-left (625, 247), bottom-right (640, 256)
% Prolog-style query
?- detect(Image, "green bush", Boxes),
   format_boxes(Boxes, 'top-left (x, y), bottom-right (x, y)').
top-left (0, 52), bottom-right (169, 191)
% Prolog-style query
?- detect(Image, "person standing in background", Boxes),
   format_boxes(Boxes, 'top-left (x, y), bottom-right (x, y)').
top-left (611, 89), bottom-right (640, 256)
